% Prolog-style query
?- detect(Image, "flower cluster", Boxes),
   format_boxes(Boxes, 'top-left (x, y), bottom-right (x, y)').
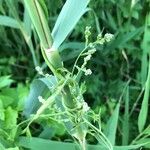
top-left (96, 33), bottom-right (114, 44)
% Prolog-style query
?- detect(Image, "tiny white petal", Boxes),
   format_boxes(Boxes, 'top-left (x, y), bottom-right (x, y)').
top-left (38, 96), bottom-right (45, 103)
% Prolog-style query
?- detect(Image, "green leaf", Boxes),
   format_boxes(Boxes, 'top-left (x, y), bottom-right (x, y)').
top-left (0, 142), bottom-right (5, 150)
top-left (24, 76), bottom-right (57, 117)
top-left (135, 138), bottom-right (150, 149)
top-left (122, 86), bottom-right (129, 145)
top-left (17, 84), bottom-right (29, 111)
top-left (138, 13), bottom-right (150, 132)
top-left (4, 107), bottom-right (18, 140)
top-left (60, 42), bottom-right (85, 61)
top-left (143, 125), bottom-right (150, 135)
top-left (23, 6), bottom-right (32, 38)
top-left (4, 107), bottom-right (18, 129)
top-left (0, 76), bottom-right (13, 89)
top-left (6, 147), bottom-right (19, 150)
top-left (105, 27), bottom-right (144, 51)
top-left (141, 13), bottom-right (150, 84)
top-left (38, 0), bottom-right (49, 20)
top-left (18, 137), bottom-right (147, 150)
top-left (106, 11), bottom-right (117, 31)
top-left (104, 102), bottom-right (120, 145)
top-left (52, 0), bottom-right (90, 49)
top-left (0, 100), bottom-right (5, 120)
top-left (0, 15), bottom-right (19, 28)
top-left (0, 0), bottom-right (5, 14)
top-left (24, 0), bottom-right (63, 73)
top-left (24, 0), bottom-right (52, 48)
top-left (0, 88), bottom-right (17, 108)
top-left (138, 70), bottom-right (150, 132)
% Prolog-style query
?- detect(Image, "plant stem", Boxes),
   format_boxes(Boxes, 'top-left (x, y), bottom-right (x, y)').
top-left (24, 1), bottom-right (89, 148)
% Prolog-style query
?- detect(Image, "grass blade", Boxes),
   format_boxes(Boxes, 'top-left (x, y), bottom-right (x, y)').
top-left (19, 136), bottom-right (147, 150)
top-left (104, 102), bottom-right (120, 145)
top-left (122, 85), bottom-right (129, 145)
top-left (0, 15), bottom-right (19, 28)
top-left (138, 13), bottom-right (150, 132)
top-left (52, 0), bottom-right (90, 49)
top-left (24, 0), bottom-right (52, 48)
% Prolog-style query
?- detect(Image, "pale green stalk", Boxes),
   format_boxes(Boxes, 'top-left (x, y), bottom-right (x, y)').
top-left (24, 0), bottom-right (62, 75)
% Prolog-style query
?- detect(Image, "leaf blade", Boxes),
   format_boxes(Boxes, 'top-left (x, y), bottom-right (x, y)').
top-left (52, 0), bottom-right (90, 49)
top-left (0, 15), bottom-right (19, 28)
top-left (104, 102), bottom-right (120, 145)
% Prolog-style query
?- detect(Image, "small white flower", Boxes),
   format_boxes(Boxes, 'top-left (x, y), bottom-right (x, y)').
top-left (104, 33), bottom-right (114, 42)
top-left (84, 54), bottom-right (91, 62)
top-left (88, 48), bottom-right (96, 54)
top-left (35, 66), bottom-right (41, 71)
top-left (83, 102), bottom-right (90, 112)
top-left (35, 66), bottom-right (43, 75)
top-left (85, 69), bottom-right (92, 76)
top-left (45, 73), bottom-right (51, 78)
top-left (38, 96), bottom-right (45, 104)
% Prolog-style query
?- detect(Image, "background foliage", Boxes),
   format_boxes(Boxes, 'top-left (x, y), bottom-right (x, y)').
top-left (0, 0), bottom-right (150, 149)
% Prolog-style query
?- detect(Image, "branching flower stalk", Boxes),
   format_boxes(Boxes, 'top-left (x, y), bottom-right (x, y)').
top-left (24, 0), bottom-right (114, 150)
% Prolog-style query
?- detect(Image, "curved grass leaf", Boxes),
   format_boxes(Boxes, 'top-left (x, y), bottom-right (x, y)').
top-left (19, 136), bottom-right (147, 150)
top-left (0, 15), bottom-right (19, 28)
top-left (52, 0), bottom-right (90, 49)
top-left (138, 13), bottom-right (150, 132)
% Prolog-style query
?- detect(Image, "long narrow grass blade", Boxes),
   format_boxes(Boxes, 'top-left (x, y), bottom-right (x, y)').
top-left (24, 0), bottom-right (52, 48)
top-left (104, 102), bottom-right (120, 145)
top-left (141, 13), bottom-right (150, 85)
top-left (19, 136), bottom-right (148, 150)
top-left (52, 0), bottom-right (90, 49)
top-left (122, 86), bottom-right (129, 145)
top-left (23, 7), bottom-right (32, 37)
top-left (138, 13), bottom-right (150, 132)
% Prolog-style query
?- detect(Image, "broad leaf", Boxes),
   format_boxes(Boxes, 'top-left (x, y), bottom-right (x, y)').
top-left (24, 76), bottom-right (57, 117)
top-left (0, 76), bottom-right (13, 89)
top-left (52, 0), bottom-right (90, 49)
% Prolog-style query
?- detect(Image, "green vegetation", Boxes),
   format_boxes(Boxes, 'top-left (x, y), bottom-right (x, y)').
top-left (0, 0), bottom-right (150, 150)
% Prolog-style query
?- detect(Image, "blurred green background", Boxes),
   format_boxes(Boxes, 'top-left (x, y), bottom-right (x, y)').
top-left (0, 0), bottom-right (150, 149)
